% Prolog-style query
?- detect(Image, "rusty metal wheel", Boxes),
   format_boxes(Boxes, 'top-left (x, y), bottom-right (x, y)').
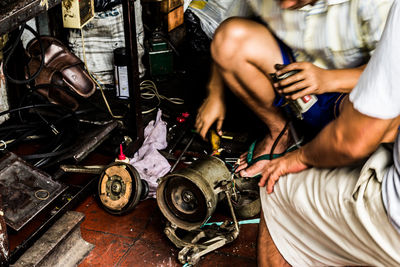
top-left (98, 162), bottom-right (144, 215)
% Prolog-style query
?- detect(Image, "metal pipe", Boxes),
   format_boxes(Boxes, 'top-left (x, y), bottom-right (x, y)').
top-left (170, 134), bottom-right (195, 172)
top-left (60, 165), bottom-right (105, 174)
top-left (122, 0), bottom-right (144, 156)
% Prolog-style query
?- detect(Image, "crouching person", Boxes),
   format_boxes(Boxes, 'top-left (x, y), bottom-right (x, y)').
top-left (257, 1), bottom-right (400, 266)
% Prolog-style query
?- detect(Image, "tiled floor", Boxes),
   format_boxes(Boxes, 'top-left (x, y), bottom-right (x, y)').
top-left (75, 193), bottom-right (258, 266)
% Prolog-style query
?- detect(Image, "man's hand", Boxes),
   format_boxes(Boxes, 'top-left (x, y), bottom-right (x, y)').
top-left (195, 94), bottom-right (226, 140)
top-left (258, 149), bottom-right (308, 194)
top-left (274, 62), bottom-right (334, 100)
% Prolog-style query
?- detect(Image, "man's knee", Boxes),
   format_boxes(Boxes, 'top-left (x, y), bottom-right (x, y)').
top-left (211, 18), bottom-right (259, 65)
top-left (211, 17), bottom-right (278, 70)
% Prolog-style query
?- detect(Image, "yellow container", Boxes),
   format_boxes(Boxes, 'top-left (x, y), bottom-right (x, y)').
top-left (61, 0), bottom-right (95, 29)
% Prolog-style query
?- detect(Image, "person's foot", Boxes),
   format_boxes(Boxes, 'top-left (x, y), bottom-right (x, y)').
top-left (235, 129), bottom-right (290, 177)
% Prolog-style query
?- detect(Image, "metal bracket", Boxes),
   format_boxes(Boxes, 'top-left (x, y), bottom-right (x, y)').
top-left (163, 188), bottom-right (240, 265)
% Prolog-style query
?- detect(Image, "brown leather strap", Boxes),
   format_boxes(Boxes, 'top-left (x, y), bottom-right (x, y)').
top-left (45, 46), bottom-right (82, 71)
top-left (26, 36), bottom-right (96, 98)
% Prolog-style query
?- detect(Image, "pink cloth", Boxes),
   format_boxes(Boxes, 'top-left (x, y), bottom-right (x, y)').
top-left (130, 109), bottom-right (171, 198)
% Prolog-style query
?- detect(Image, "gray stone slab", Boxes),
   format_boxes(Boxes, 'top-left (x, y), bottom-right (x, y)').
top-left (12, 211), bottom-right (94, 267)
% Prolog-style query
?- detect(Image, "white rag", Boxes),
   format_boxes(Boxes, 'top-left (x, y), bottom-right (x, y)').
top-left (130, 109), bottom-right (171, 198)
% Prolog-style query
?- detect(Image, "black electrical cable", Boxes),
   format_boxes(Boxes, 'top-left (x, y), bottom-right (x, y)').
top-left (5, 110), bottom-right (65, 148)
top-left (1, 104), bottom-right (106, 168)
top-left (0, 123), bottom-right (40, 133)
top-left (3, 23), bottom-right (45, 84)
top-left (0, 103), bottom-right (64, 117)
top-left (17, 87), bottom-right (31, 124)
top-left (30, 126), bottom-right (78, 163)
top-left (25, 134), bottom-right (71, 159)
top-left (34, 157), bottom-right (52, 168)
top-left (0, 103), bottom-right (79, 158)
top-left (6, 126), bottom-right (42, 150)
top-left (19, 119), bottom-right (77, 162)
top-left (23, 146), bottom-right (74, 160)
top-left (25, 130), bottom-right (66, 159)
top-left (0, 104), bottom-right (63, 146)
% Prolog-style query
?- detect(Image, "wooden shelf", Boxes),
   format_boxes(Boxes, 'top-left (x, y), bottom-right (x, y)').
top-left (0, 0), bottom-right (61, 35)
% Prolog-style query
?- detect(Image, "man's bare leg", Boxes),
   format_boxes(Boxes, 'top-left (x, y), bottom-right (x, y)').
top-left (258, 211), bottom-right (290, 267)
top-left (210, 18), bottom-right (290, 176)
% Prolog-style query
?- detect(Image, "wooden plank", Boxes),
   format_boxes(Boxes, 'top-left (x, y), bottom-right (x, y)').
top-left (166, 5), bottom-right (183, 32)
top-left (0, 0), bottom-right (61, 35)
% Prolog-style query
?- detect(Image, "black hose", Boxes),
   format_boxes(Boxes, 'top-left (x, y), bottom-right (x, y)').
top-left (3, 24), bottom-right (45, 84)
top-left (0, 103), bottom-right (62, 117)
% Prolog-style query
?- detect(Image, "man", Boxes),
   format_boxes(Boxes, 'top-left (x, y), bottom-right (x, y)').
top-left (257, 0), bottom-right (400, 265)
top-left (195, 0), bottom-right (393, 178)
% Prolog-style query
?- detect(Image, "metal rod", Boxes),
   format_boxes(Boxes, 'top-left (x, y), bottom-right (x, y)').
top-left (60, 165), bottom-right (106, 174)
top-left (168, 126), bottom-right (189, 154)
top-left (170, 134), bottom-right (195, 172)
top-left (122, 0), bottom-right (144, 157)
top-left (225, 190), bottom-right (239, 233)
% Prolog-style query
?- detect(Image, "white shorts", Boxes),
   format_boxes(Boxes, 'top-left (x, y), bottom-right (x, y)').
top-left (261, 145), bottom-right (400, 266)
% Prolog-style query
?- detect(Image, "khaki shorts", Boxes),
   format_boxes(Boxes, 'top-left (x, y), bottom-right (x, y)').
top-left (261, 145), bottom-right (400, 266)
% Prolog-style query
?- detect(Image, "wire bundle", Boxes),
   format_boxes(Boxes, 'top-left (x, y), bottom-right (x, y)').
top-left (0, 103), bottom-right (82, 168)
top-left (139, 80), bottom-right (184, 114)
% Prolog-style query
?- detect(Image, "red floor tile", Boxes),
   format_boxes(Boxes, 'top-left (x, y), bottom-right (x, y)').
top-left (118, 239), bottom-right (180, 267)
top-left (129, 198), bottom-right (158, 221)
top-left (79, 197), bottom-right (148, 239)
top-left (74, 194), bottom-right (96, 214)
top-left (140, 208), bottom-right (170, 243)
top-left (217, 223), bottom-right (258, 259)
top-left (199, 251), bottom-right (257, 267)
top-left (79, 230), bottom-right (135, 267)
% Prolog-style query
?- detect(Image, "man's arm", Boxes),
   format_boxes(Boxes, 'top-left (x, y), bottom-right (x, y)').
top-left (274, 63), bottom-right (366, 100)
top-left (301, 99), bottom-right (399, 167)
top-left (259, 99), bottom-right (400, 193)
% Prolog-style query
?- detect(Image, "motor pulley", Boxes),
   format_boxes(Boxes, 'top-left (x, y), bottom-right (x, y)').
top-left (98, 162), bottom-right (148, 215)
top-left (157, 156), bottom-right (231, 231)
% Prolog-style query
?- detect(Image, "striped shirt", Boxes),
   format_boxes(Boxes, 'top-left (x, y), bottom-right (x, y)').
top-left (232, 0), bottom-right (394, 69)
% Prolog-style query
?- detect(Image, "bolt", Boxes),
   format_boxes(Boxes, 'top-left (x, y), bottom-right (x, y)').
top-left (182, 191), bottom-right (194, 203)
top-left (111, 182), bottom-right (121, 193)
